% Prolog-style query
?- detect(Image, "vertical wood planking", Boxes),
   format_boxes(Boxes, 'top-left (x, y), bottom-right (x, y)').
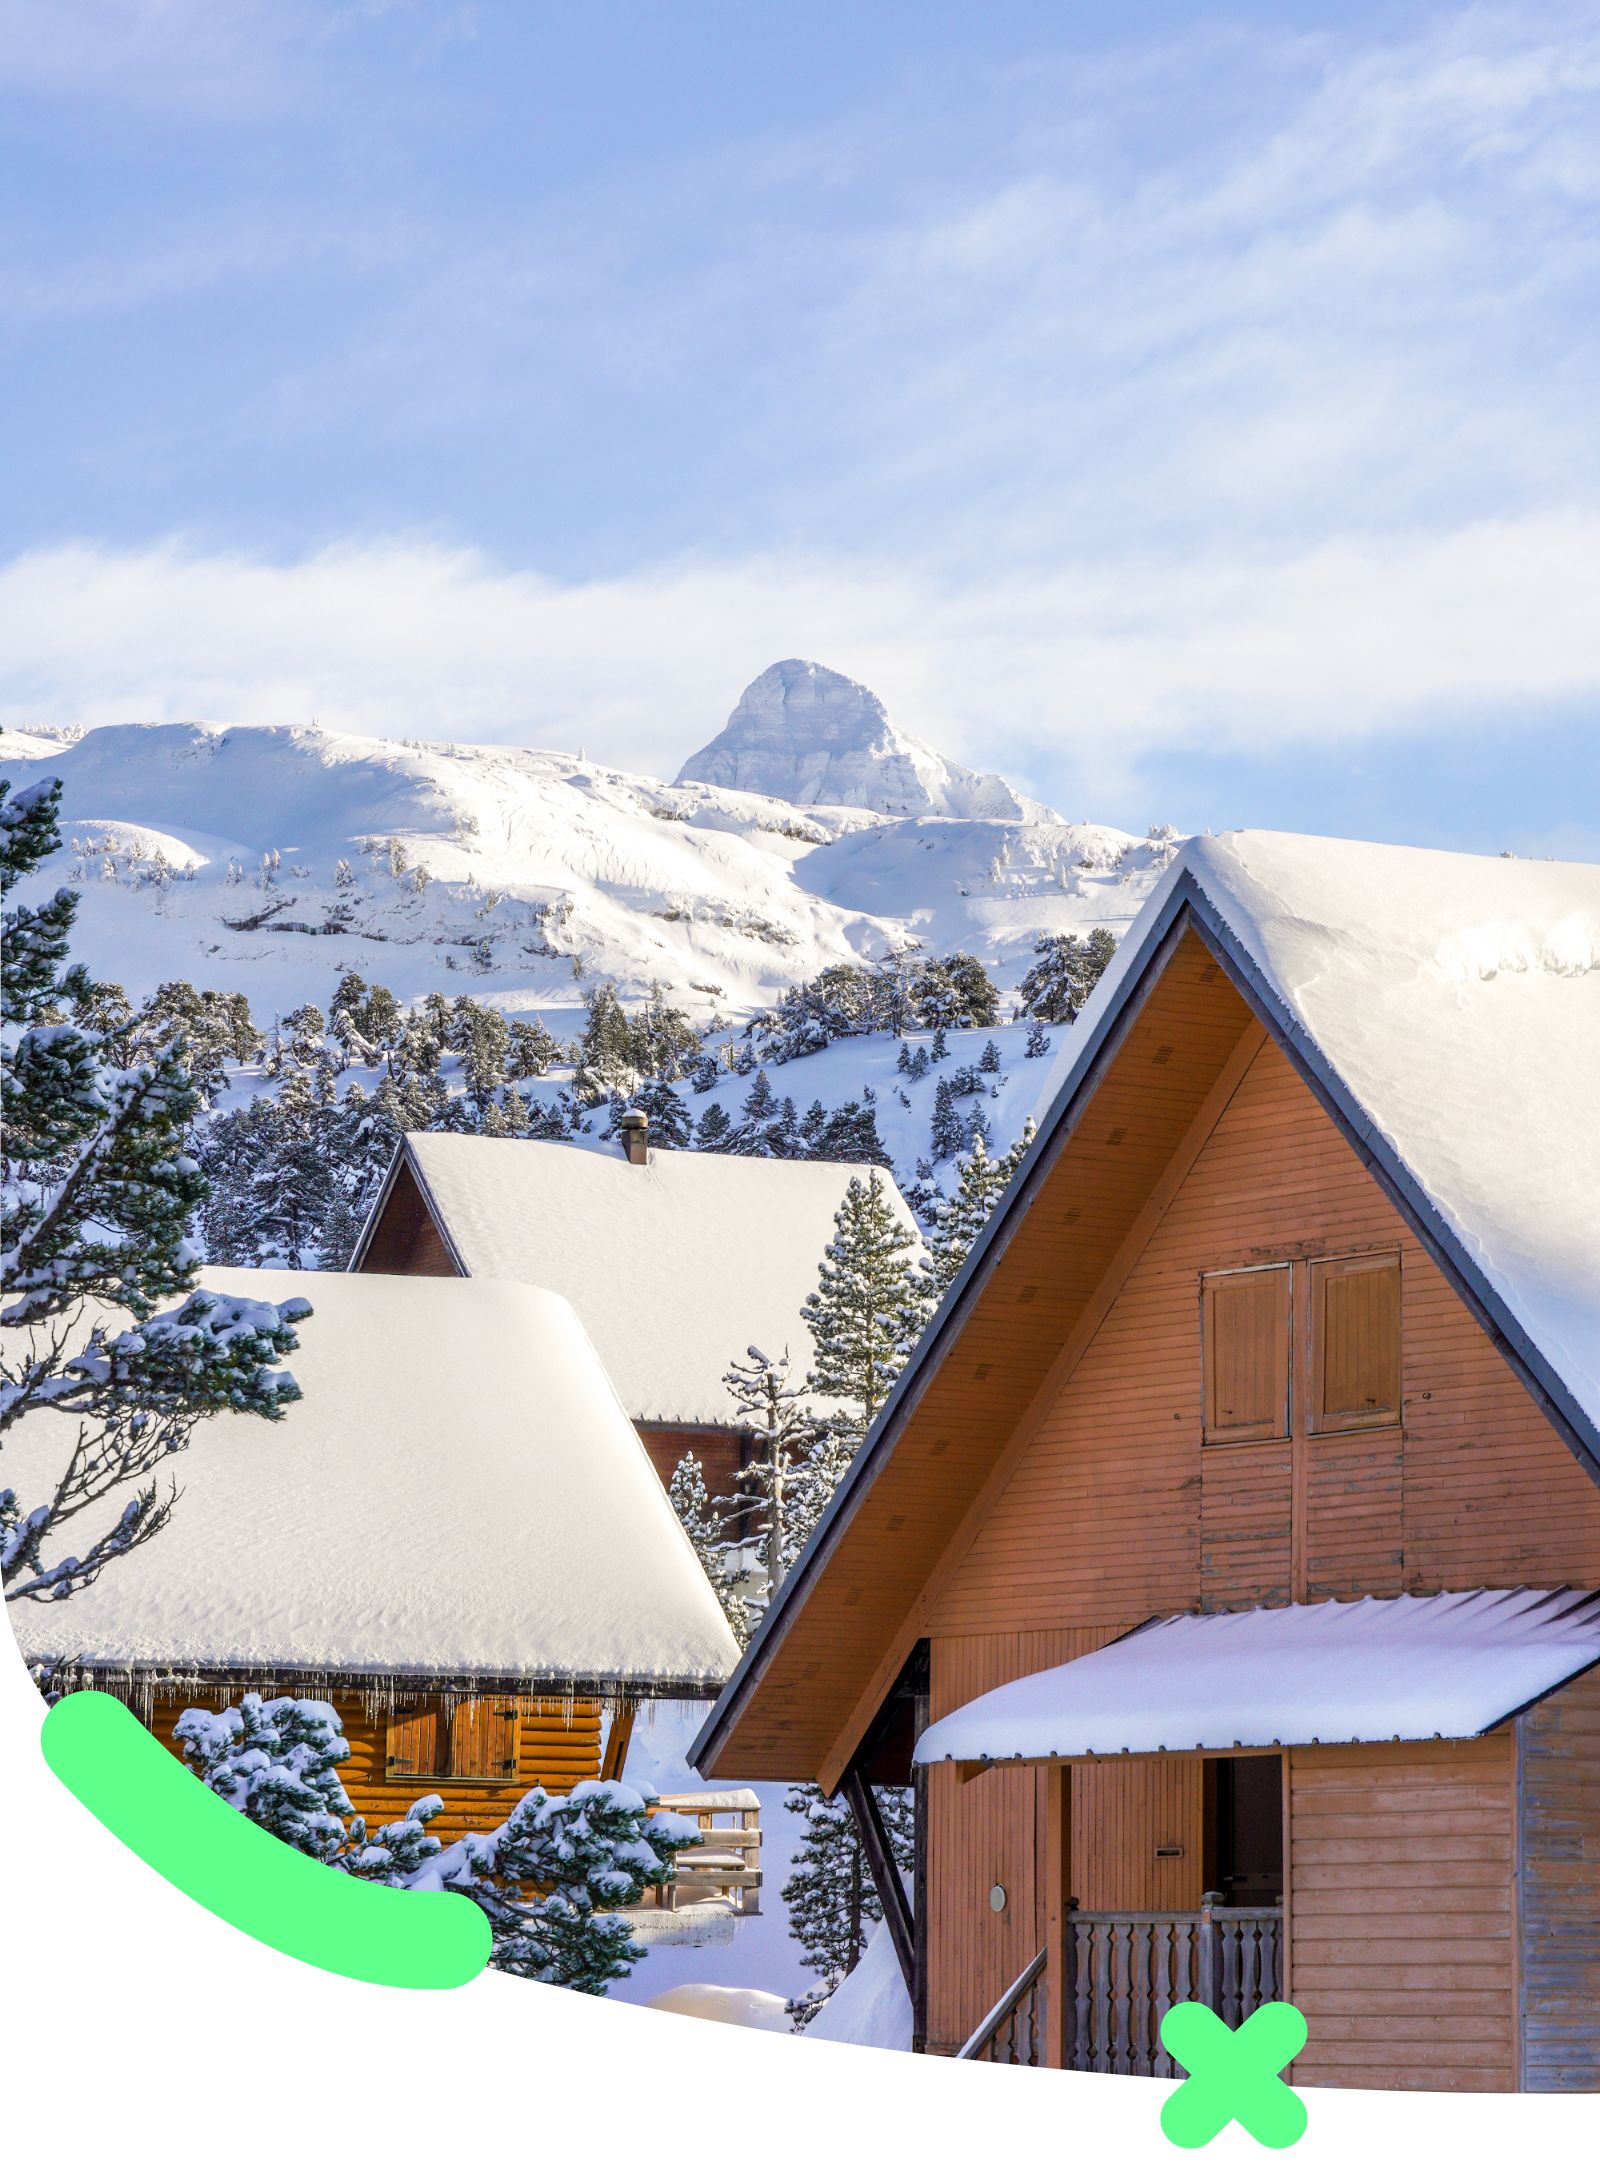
top-left (1517, 1662), bottom-right (1600, 2090)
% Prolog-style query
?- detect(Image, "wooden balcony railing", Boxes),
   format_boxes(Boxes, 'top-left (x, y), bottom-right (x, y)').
top-left (958, 1901), bottom-right (1282, 2074)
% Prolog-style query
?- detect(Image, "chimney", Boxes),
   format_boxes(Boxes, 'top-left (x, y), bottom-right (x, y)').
top-left (619, 1108), bottom-right (649, 1166)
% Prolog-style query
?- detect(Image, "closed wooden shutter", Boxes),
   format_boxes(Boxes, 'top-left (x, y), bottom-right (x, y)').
top-left (386, 1698), bottom-right (445, 1780)
top-left (1312, 1253), bottom-right (1401, 1431)
top-left (449, 1697), bottom-right (521, 1782)
top-left (1203, 1266), bottom-right (1290, 1442)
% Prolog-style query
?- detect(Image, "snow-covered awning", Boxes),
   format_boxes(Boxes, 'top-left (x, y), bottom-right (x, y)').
top-left (913, 1589), bottom-right (1600, 1765)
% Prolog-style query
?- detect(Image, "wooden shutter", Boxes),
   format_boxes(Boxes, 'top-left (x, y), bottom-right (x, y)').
top-left (1202, 1266), bottom-right (1290, 1442)
top-left (448, 1697), bottom-right (521, 1782)
top-left (1312, 1253), bottom-right (1401, 1431)
top-left (386, 1698), bottom-right (445, 1780)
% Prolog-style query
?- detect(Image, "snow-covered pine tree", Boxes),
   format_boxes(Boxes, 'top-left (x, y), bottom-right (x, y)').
top-left (920, 1117), bottom-right (1038, 1303)
top-left (1, 778), bottom-right (308, 1605)
top-left (1025, 1017), bottom-right (1051, 1058)
top-left (667, 1451), bottom-right (749, 1643)
top-left (801, 1171), bottom-right (930, 1439)
top-left (922, 1132), bottom-right (1012, 1299)
top-left (631, 1075), bottom-right (692, 1148)
top-left (930, 1024), bottom-right (948, 1063)
top-left (783, 1779), bottom-right (915, 2020)
top-left (722, 1345), bottom-right (822, 1599)
top-left (695, 1100), bottom-right (733, 1151)
top-left (929, 1075), bottom-right (966, 1161)
top-left (422, 1778), bottom-right (700, 1992)
top-left (574, 982), bottom-right (640, 1103)
top-left (967, 1100), bottom-right (991, 1151)
top-left (1018, 926), bottom-right (1118, 1024)
top-left (505, 1015), bottom-right (559, 1080)
top-left (978, 1036), bottom-right (1002, 1074)
top-left (172, 1692), bottom-right (695, 1993)
top-left (726, 1067), bottom-right (779, 1156)
top-left (175, 1693), bottom-right (353, 1861)
top-left (805, 1095), bottom-right (891, 1167)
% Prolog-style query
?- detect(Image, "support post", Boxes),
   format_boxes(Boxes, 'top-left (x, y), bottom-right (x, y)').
top-left (601, 1700), bottom-right (636, 1782)
top-left (840, 1762), bottom-right (916, 1996)
top-left (1044, 1763), bottom-right (1073, 2069)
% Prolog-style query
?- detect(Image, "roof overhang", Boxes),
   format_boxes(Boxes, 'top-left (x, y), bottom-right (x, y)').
top-left (915, 1589), bottom-right (1600, 1765)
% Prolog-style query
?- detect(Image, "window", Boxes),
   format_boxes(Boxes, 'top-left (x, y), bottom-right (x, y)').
top-left (1311, 1253), bottom-right (1401, 1432)
top-left (1202, 1266), bottom-right (1290, 1443)
top-left (386, 1696), bottom-right (520, 1782)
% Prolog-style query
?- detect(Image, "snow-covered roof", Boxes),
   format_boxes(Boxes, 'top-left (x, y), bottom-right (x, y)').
top-left (1042, 830), bottom-right (1600, 1449)
top-left (915, 1589), bottom-right (1600, 1763)
top-left (6, 1270), bottom-right (741, 1693)
top-left (394, 1132), bottom-right (921, 1429)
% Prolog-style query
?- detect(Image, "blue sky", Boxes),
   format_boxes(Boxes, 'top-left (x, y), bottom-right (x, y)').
top-left (2, 0), bottom-right (1598, 853)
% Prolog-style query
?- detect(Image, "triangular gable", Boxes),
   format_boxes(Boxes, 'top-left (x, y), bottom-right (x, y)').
top-left (693, 860), bottom-right (1600, 1788)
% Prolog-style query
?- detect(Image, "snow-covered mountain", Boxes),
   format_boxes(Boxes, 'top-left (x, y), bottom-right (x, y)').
top-left (0, 690), bottom-right (1176, 1033)
top-left (676, 659), bottom-right (1059, 824)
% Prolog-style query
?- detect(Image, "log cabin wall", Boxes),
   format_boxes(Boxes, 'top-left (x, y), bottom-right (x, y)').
top-left (149, 1689), bottom-right (603, 1842)
top-left (1516, 1662), bottom-right (1600, 2090)
top-left (1288, 1738), bottom-right (1517, 2092)
top-left (920, 1034), bottom-right (1600, 2052)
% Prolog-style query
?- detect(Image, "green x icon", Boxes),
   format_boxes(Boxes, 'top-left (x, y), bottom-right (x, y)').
top-left (1159, 2001), bottom-right (1308, 2149)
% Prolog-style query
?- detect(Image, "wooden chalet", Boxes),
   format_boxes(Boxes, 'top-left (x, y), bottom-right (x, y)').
top-left (10, 1269), bottom-right (741, 1839)
top-left (691, 831), bottom-right (1600, 2092)
top-left (350, 1122), bottom-right (919, 1498)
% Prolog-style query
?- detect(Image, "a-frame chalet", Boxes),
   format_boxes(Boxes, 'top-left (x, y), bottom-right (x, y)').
top-left (691, 830), bottom-right (1600, 2092)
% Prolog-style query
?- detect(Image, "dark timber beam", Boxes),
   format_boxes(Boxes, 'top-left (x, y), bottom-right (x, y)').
top-left (840, 1762), bottom-right (915, 1996)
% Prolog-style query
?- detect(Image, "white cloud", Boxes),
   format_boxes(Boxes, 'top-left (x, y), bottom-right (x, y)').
top-left (3, 521), bottom-right (1597, 804)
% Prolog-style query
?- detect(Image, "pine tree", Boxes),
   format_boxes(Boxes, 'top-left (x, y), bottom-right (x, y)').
top-left (695, 1100), bottom-right (733, 1151)
top-left (722, 1346), bottom-right (822, 1598)
top-left (978, 1037), bottom-right (1002, 1074)
top-left (424, 1779), bottom-right (699, 1992)
top-left (173, 1693), bottom-right (696, 1993)
top-left (929, 1075), bottom-right (966, 1161)
top-left (801, 1172), bottom-right (930, 1437)
top-left (967, 1100), bottom-right (991, 1151)
top-left (922, 1132), bottom-right (1012, 1299)
top-left (632, 1076), bottom-right (692, 1148)
top-left (175, 1694), bottom-right (353, 1861)
top-left (1018, 926), bottom-right (1118, 1024)
top-left (668, 1452), bottom-right (749, 1643)
top-left (1, 778), bottom-right (308, 1605)
top-left (1025, 1017), bottom-right (1051, 1058)
top-left (506, 1015), bottom-right (559, 1080)
top-left (783, 1780), bottom-right (915, 2019)
top-left (574, 983), bottom-right (640, 1103)
top-left (930, 1023), bottom-right (948, 1063)
top-left (806, 1095), bottom-right (891, 1167)
top-left (921, 1118), bottom-right (1037, 1303)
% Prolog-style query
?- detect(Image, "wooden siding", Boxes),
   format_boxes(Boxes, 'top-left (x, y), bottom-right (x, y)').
top-left (1517, 1661), bottom-right (1600, 2089)
top-left (638, 1423), bottom-right (746, 1503)
top-left (929, 1035), bottom-right (1600, 1644)
top-left (150, 1689), bottom-right (603, 1841)
top-left (1288, 1739), bottom-right (1517, 2092)
top-left (914, 1030), bottom-right (1600, 2054)
top-left (356, 1155), bottom-right (460, 1276)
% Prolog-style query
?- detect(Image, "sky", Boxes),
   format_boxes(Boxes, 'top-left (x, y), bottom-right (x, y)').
top-left (2, 0), bottom-right (1598, 854)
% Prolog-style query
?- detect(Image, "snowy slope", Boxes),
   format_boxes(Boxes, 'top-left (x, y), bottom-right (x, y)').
top-left (676, 658), bottom-right (1058, 823)
top-left (0, 707), bottom-right (1170, 1032)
